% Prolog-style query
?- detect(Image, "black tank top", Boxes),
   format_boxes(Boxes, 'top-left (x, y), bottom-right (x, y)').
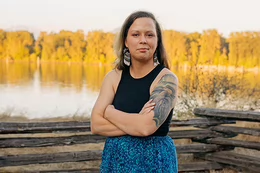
top-left (112, 64), bottom-right (173, 136)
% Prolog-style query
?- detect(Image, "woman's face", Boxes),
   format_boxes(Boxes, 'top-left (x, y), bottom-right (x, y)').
top-left (125, 17), bottom-right (158, 63)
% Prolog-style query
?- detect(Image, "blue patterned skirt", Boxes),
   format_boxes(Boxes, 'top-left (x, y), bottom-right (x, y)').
top-left (100, 135), bottom-right (178, 173)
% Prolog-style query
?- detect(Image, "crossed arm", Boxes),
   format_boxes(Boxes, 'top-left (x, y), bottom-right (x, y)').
top-left (150, 74), bottom-right (177, 127)
top-left (91, 70), bottom-right (178, 137)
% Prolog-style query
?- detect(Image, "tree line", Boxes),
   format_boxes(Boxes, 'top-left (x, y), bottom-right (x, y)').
top-left (0, 29), bottom-right (259, 68)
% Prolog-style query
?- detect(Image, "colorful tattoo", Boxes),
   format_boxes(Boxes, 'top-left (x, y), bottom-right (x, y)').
top-left (150, 74), bottom-right (178, 127)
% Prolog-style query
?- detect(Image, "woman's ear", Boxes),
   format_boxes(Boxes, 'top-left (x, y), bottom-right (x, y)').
top-left (125, 40), bottom-right (128, 48)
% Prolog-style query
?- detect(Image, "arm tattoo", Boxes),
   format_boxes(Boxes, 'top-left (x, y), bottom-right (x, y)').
top-left (150, 74), bottom-right (177, 127)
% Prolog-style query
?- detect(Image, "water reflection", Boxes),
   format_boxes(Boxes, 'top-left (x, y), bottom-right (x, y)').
top-left (0, 62), bottom-right (259, 119)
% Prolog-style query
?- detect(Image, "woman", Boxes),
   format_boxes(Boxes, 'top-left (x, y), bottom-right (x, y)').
top-left (91, 10), bottom-right (178, 172)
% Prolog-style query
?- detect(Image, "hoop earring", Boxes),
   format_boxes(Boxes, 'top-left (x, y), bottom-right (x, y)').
top-left (153, 52), bottom-right (160, 66)
top-left (123, 48), bottom-right (131, 66)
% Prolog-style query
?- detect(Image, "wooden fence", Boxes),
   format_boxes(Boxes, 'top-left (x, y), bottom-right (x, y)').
top-left (0, 108), bottom-right (259, 173)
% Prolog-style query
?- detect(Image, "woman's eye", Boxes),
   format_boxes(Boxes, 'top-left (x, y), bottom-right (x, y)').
top-left (148, 34), bottom-right (154, 37)
top-left (132, 34), bottom-right (139, 37)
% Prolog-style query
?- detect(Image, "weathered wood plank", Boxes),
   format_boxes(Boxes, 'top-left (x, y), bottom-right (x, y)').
top-left (178, 161), bottom-right (223, 172)
top-left (210, 126), bottom-right (260, 136)
top-left (168, 129), bottom-right (223, 140)
top-left (0, 151), bottom-right (223, 172)
top-left (39, 168), bottom-right (100, 173)
top-left (0, 130), bottom-right (222, 148)
top-left (0, 144), bottom-right (221, 166)
top-left (0, 144), bottom-right (221, 167)
top-left (0, 150), bottom-right (102, 167)
top-left (171, 118), bottom-right (235, 127)
top-left (204, 151), bottom-right (260, 173)
top-left (0, 121), bottom-right (91, 134)
top-left (194, 108), bottom-right (260, 122)
top-left (0, 134), bottom-right (106, 148)
top-left (1, 160), bottom-right (222, 173)
top-left (41, 167), bottom-right (215, 173)
top-left (0, 118), bottom-right (236, 134)
top-left (207, 137), bottom-right (260, 150)
top-left (176, 144), bottom-right (220, 153)
top-left (40, 168), bottom-right (210, 173)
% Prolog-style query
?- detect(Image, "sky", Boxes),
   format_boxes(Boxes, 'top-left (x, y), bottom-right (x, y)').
top-left (0, 0), bottom-right (259, 37)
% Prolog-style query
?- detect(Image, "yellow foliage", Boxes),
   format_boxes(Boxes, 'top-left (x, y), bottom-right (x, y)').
top-left (0, 29), bottom-right (259, 68)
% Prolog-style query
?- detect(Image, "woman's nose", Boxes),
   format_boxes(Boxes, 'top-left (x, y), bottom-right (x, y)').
top-left (139, 35), bottom-right (147, 44)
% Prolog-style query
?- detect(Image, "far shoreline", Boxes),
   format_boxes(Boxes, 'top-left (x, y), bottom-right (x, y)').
top-left (1, 60), bottom-right (259, 73)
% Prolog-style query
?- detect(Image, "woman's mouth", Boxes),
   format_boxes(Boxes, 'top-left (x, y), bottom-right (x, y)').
top-left (138, 48), bottom-right (148, 52)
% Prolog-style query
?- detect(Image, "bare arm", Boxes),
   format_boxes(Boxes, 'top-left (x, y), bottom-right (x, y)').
top-left (150, 73), bottom-right (178, 127)
top-left (104, 72), bottom-right (178, 136)
top-left (90, 70), bottom-right (127, 137)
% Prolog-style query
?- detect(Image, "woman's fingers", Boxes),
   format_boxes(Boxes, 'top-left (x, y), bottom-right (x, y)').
top-left (147, 106), bottom-right (155, 112)
top-left (140, 99), bottom-right (156, 114)
top-left (141, 105), bottom-right (155, 114)
top-left (144, 99), bottom-right (155, 108)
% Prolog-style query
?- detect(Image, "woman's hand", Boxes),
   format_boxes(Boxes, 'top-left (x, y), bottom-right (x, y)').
top-left (104, 105), bottom-right (115, 118)
top-left (139, 99), bottom-right (156, 115)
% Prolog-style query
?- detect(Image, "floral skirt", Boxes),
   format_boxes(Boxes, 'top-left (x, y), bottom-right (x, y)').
top-left (100, 135), bottom-right (178, 173)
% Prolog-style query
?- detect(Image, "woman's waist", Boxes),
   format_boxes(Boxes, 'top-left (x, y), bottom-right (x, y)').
top-left (107, 135), bottom-right (173, 143)
top-left (104, 135), bottom-right (175, 152)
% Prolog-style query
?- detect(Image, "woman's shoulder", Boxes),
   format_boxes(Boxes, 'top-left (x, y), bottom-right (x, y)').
top-left (150, 67), bottom-right (178, 93)
top-left (159, 67), bottom-right (178, 82)
top-left (104, 69), bottom-right (123, 92)
top-left (105, 68), bottom-right (123, 80)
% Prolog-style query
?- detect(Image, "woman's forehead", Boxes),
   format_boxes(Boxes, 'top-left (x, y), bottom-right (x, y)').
top-left (129, 18), bottom-right (156, 32)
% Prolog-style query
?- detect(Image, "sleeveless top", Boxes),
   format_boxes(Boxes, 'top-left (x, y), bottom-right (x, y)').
top-left (112, 64), bottom-right (173, 136)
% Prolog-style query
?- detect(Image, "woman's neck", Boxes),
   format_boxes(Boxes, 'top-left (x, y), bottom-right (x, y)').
top-left (130, 60), bottom-right (156, 79)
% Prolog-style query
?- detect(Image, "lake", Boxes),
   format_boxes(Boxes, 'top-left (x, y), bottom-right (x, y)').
top-left (0, 62), bottom-right (259, 119)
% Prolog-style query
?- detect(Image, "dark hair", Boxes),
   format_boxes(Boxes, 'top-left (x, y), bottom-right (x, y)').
top-left (114, 11), bottom-right (170, 70)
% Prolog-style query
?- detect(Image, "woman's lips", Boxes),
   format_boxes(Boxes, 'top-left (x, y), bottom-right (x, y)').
top-left (138, 48), bottom-right (149, 52)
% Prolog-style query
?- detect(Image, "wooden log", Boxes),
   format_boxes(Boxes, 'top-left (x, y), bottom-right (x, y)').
top-left (204, 151), bottom-right (260, 173)
top-left (192, 139), bottom-right (236, 151)
top-left (194, 108), bottom-right (260, 122)
top-left (1, 158), bottom-right (222, 173)
top-left (210, 126), bottom-right (260, 136)
top-left (0, 118), bottom-right (236, 134)
top-left (176, 144), bottom-right (220, 153)
top-left (168, 129), bottom-right (223, 140)
top-left (207, 137), bottom-right (260, 150)
top-left (178, 161), bottom-right (223, 172)
top-left (39, 168), bottom-right (100, 173)
top-left (33, 165), bottom-right (217, 173)
top-left (0, 151), bottom-right (222, 171)
top-left (171, 118), bottom-right (235, 128)
top-left (37, 167), bottom-right (211, 173)
top-left (0, 130), bottom-right (222, 148)
top-left (0, 134), bottom-right (106, 148)
top-left (0, 121), bottom-right (91, 134)
top-left (40, 168), bottom-right (209, 173)
top-left (0, 150), bottom-right (102, 167)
